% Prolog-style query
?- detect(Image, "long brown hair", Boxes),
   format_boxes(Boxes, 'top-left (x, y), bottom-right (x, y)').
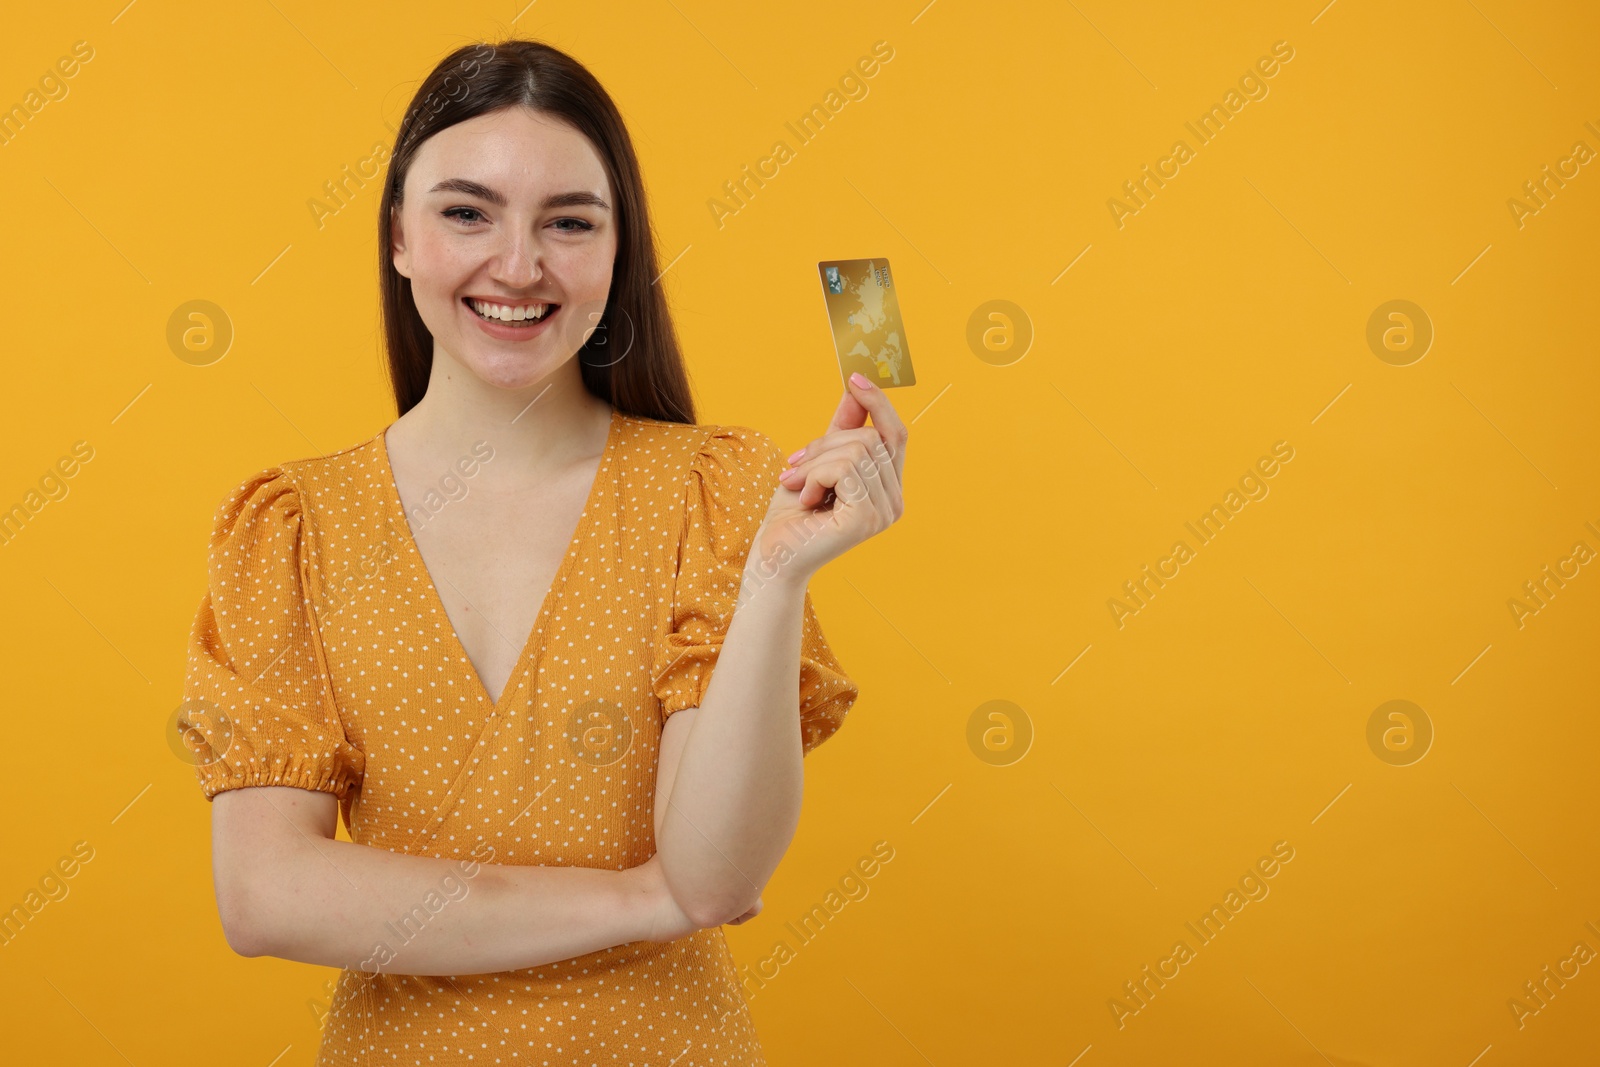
top-left (378, 39), bottom-right (696, 424)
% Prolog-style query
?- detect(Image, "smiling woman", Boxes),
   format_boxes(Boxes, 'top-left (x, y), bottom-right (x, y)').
top-left (176, 36), bottom-right (903, 1067)
top-left (378, 51), bottom-right (691, 420)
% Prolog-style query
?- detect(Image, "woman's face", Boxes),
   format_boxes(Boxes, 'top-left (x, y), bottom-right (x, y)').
top-left (391, 106), bottom-right (619, 393)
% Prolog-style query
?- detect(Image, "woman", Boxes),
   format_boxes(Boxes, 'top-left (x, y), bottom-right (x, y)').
top-left (177, 37), bottom-right (907, 1065)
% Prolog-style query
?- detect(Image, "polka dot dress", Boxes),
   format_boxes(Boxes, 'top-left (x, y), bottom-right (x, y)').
top-left (179, 410), bottom-right (860, 1066)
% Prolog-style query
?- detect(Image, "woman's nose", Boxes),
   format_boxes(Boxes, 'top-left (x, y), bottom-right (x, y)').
top-left (489, 230), bottom-right (543, 287)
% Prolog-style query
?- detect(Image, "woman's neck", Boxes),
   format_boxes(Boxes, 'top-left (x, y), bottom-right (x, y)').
top-left (389, 348), bottom-right (613, 487)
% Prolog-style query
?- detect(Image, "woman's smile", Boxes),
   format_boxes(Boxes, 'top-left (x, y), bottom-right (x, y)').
top-left (461, 295), bottom-right (563, 339)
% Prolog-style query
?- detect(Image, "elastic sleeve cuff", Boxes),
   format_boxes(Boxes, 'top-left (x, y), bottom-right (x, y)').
top-left (652, 639), bottom-right (722, 720)
top-left (189, 737), bottom-right (364, 802)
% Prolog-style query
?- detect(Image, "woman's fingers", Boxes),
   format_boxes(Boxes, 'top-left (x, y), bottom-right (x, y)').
top-left (727, 896), bottom-right (763, 925)
top-left (862, 432), bottom-right (903, 517)
top-left (826, 377), bottom-right (909, 485)
top-left (783, 436), bottom-right (902, 514)
top-left (784, 454), bottom-right (840, 510)
top-left (835, 439), bottom-right (895, 524)
top-left (790, 429), bottom-right (907, 507)
top-left (789, 427), bottom-right (893, 472)
top-left (781, 440), bottom-right (897, 522)
top-left (779, 451), bottom-right (838, 509)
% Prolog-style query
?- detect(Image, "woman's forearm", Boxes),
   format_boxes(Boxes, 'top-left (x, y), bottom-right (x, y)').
top-left (243, 831), bottom-right (657, 976)
top-left (657, 557), bottom-right (810, 926)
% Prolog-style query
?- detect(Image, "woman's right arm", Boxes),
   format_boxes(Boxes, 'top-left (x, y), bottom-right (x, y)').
top-left (211, 785), bottom-right (697, 975)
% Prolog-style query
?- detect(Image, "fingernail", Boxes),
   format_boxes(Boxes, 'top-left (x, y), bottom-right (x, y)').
top-left (787, 448), bottom-right (805, 465)
top-left (850, 372), bottom-right (874, 389)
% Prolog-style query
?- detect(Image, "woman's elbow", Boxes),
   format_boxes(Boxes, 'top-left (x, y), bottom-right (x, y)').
top-left (687, 889), bottom-right (759, 930)
top-left (223, 921), bottom-right (271, 959)
top-left (216, 885), bottom-right (272, 958)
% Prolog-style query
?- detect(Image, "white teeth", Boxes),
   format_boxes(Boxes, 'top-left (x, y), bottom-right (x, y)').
top-left (469, 299), bottom-right (549, 321)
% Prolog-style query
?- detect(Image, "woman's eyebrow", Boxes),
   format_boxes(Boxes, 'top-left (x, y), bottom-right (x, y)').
top-left (426, 178), bottom-right (611, 211)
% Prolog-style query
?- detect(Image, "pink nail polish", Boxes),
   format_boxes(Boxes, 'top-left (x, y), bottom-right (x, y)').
top-left (787, 448), bottom-right (805, 465)
top-left (850, 372), bottom-right (874, 389)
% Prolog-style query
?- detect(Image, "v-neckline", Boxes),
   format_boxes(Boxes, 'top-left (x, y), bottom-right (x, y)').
top-left (371, 408), bottom-right (621, 715)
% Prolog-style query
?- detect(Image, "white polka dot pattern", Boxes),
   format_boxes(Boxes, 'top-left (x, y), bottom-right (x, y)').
top-left (178, 411), bottom-right (860, 1065)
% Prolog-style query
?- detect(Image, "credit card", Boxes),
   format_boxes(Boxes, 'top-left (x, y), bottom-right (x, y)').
top-left (817, 258), bottom-right (916, 389)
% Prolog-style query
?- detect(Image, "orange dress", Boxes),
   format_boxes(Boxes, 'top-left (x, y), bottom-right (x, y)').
top-left (179, 409), bottom-right (859, 1066)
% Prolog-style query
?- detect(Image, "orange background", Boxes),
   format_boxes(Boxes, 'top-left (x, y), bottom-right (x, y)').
top-left (1, 1), bottom-right (1597, 1064)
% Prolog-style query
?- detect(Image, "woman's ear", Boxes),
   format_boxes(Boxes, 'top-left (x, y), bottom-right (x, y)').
top-left (390, 206), bottom-right (412, 280)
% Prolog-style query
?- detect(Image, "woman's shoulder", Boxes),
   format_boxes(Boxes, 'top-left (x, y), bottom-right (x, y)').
top-left (615, 413), bottom-right (783, 477)
top-left (208, 429), bottom-right (388, 535)
top-left (273, 428), bottom-right (388, 487)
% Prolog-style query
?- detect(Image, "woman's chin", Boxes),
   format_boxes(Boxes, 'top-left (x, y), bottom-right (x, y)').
top-left (452, 350), bottom-right (564, 393)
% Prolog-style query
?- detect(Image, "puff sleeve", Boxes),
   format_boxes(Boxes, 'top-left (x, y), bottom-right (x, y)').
top-left (649, 426), bottom-right (860, 756)
top-left (177, 468), bottom-right (365, 801)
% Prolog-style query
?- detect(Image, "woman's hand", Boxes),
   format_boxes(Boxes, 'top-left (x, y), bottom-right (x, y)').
top-left (726, 896), bottom-right (763, 925)
top-left (755, 372), bottom-right (908, 583)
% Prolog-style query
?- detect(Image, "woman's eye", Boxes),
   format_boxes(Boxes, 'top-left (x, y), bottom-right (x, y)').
top-left (442, 209), bottom-right (591, 232)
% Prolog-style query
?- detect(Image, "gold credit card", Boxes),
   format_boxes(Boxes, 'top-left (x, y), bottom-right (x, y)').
top-left (817, 258), bottom-right (916, 389)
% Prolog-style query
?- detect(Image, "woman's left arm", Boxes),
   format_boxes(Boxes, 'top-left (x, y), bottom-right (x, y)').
top-left (655, 374), bottom-right (907, 927)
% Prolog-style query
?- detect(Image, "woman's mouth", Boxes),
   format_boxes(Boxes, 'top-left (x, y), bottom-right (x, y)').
top-left (463, 297), bottom-right (560, 328)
